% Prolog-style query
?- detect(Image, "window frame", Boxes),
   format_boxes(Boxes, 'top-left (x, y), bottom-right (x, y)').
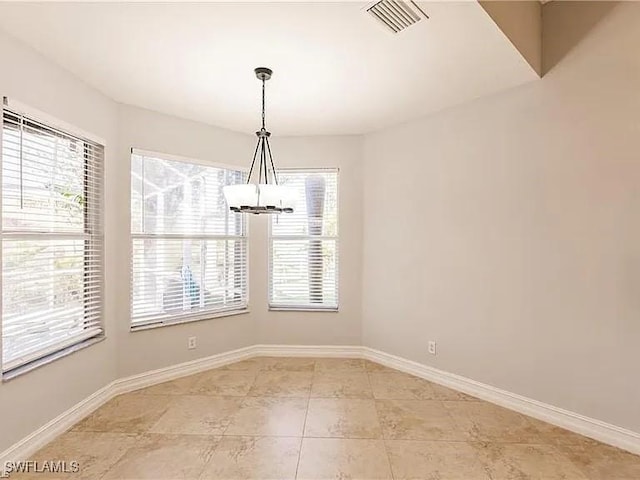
top-left (0, 98), bottom-right (105, 379)
top-left (129, 148), bottom-right (249, 331)
top-left (268, 167), bottom-right (339, 312)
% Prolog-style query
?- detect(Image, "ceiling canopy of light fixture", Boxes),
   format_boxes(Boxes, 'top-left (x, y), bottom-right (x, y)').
top-left (223, 67), bottom-right (295, 215)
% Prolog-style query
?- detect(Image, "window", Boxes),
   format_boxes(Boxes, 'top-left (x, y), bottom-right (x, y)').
top-left (269, 169), bottom-right (338, 310)
top-left (131, 150), bottom-right (247, 328)
top-left (1, 106), bottom-right (104, 375)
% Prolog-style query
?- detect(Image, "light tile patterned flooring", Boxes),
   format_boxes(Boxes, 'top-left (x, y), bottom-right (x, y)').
top-left (12, 357), bottom-right (640, 479)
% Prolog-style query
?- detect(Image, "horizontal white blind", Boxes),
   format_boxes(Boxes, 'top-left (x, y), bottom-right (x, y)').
top-left (131, 151), bottom-right (247, 327)
top-left (270, 169), bottom-right (338, 309)
top-left (1, 108), bottom-right (104, 373)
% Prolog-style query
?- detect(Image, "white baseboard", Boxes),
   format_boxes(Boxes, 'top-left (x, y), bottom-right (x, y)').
top-left (0, 345), bottom-right (258, 469)
top-left (362, 347), bottom-right (640, 456)
top-left (253, 344), bottom-right (363, 358)
top-left (0, 382), bottom-right (114, 470)
top-left (112, 345), bottom-right (257, 396)
top-left (2, 343), bottom-right (638, 470)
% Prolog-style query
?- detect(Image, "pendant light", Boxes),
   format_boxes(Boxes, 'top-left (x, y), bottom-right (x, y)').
top-left (223, 67), bottom-right (295, 214)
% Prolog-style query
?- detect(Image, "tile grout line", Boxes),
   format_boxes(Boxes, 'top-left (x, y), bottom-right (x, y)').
top-left (294, 360), bottom-right (315, 479)
top-left (367, 365), bottom-right (396, 480)
top-left (79, 431), bottom-right (144, 480)
top-left (194, 371), bottom-right (257, 479)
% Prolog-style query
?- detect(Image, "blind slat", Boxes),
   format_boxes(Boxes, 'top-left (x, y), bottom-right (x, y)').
top-left (269, 170), bottom-right (339, 309)
top-left (1, 108), bottom-right (104, 373)
top-left (131, 152), bottom-right (247, 327)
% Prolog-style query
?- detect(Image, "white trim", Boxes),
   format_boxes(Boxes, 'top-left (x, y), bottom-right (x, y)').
top-left (2, 329), bottom-right (102, 374)
top-left (277, 167), bottom-right (341, 173)
top-left (130, 308), bottom-right (250, 332)
top-left (110, 345), bottom-right (257, 396)
top-left (268, 307), bottom-right (339, 313)
top-left (131, 147), bottom-right (247, 172)
top-left (3, 97), bottom-right (106, 146)
top-left (254, 344), bottom-right (362, 358)
top-left (0, 344), bottom-right (257, 471)
top-left (2, 344), bottom-right (638, 472)
top-left (0, 382), bottom-right (114, 471)
top-left (131, 233), bottom-right (246, 240)
top-left (362, 347), bottom-right (640, 456)
top-left (0, 105), bottom-right (4, 377)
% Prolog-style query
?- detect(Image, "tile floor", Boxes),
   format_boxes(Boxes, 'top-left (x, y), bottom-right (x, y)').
top-left (10, 357), bottom-right (640, 479)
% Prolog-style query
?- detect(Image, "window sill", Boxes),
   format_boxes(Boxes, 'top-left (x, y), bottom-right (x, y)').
top-left (2, 336), bottom-right (105, 382)
top-left (268, 306), bottom-right (339, 313)
top-left (130, 308), bottom-right (250, 332)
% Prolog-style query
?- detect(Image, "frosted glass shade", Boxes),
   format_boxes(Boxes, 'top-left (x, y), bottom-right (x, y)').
top-left (223, 184), bottom-right (295, 214)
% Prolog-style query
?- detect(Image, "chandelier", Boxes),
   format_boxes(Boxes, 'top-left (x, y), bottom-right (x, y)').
top-left (223, 67), bottom-right (294, 214)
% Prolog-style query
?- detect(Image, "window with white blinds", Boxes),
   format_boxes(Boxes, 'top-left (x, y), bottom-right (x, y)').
top-left (1, 107), bottom-right (104, 374)
top-left (131, 150), bottom-right (247, 328)
top-left (269, 169), bottom-right (338, 310)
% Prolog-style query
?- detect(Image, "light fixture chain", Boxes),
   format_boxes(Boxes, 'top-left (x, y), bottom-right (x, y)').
top-left (262, 78), bottom-right (266, 130)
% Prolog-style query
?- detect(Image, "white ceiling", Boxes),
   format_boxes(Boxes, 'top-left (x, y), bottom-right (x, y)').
top-left (0, 1), bottom-right (538, 136)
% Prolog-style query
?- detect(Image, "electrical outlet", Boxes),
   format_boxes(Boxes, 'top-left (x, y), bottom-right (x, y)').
top-left (188, 336), bottom-right (197, 350)
top-left (428, 340), bottom-right (437, 355)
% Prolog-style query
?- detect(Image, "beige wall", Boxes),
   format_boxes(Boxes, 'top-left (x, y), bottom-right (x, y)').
top-left (0, 36), bottom-right (363, 450)
top-left (116, 106), bottom-right (363, 377)
top-left (252, 135), bottom-right (363, 346)
top-left (0, 30), bottom-right (119, 453)
top-left (362, 2), bottom-right (639, 433)
top-left (114, 105), bottom-right (258, 377)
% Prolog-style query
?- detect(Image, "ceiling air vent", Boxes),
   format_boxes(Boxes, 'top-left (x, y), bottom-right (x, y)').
top-left (366, 0), bottom-right (429, 34)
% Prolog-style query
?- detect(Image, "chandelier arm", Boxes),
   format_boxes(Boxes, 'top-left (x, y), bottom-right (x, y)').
top-left (258, 137), bottom-right (262, 184)
top-left (263, 136), bottom-right (269, 184)
top-left (258, 137), bottom-right (264, 185)
top-left (265, 137), bottom-right (279, 185)
top-left (246, 137), bottom-right (261, 184)
top-left (263, 136), bottom-right (269, 183)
